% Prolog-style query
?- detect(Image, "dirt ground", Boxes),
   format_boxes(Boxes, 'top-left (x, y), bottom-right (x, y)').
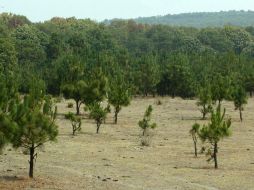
top-left (0, 97), bottom-right (254, 190)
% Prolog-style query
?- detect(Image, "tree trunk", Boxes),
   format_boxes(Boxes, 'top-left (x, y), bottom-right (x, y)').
top-left (218, 100), bottom-right (221, 107)
top-left (114, 111), bottom-right (118, 124)
top-left (96, 122), bottom-right (100, 134)
top-left (114, 106), bottom-right (120, 124)
top-left (29, 144), bottom-right (35, 178)
top-left (72, 126), bottom-right (75, 136)
top-left (76, 100), bottom-right (80, 115)
top-left (202, 105), bottom-right (206, 120)
top-left (194, 141), bottom-right (197, 157)
top-left (142, 128), bottom-right (146, 136)
top-left (214, 142), bottom-right (218, 169)
top-left (240, 109), bottom-right (243, 122)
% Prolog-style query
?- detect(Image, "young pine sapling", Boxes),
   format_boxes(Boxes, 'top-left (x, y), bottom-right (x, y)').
top-left (65, 112), bottom-right (82, 135)
top-left (108, 76), bottom-right (131, 124)
top-left (198, 105), bottom-right (231, 169)
top-left (89, 103), bottom-right (108, 134)
top-left (196, 85), bottom-right (213, 119)
top-left (189, 123), bottom-right (200, 157)
top-left (138, 105), bottom-right (157, 136)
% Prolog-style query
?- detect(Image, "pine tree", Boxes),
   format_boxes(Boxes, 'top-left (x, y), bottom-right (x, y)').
top-left (138, 105), bottom-right (157, 136)
top-left (190, 123), bottom-right (200, 157)
top-left (65, 112), bottom-right (82, 135)
top-left (196, 85), bottom-right (213, 119)
top-left (198, 105), bottom-right (231, 169)
top-left (108, 75), bottom-right (131, 124)
top-left (0, 81), bottom-right (58, 178)
top-left (61, 80), bottom-right (86, 115)
top-left (232, 85), bottom-right (247, 122)
top-left (89, 103), bottom-right (108, 134)
top-left (0, 74), bottom-right (18, 151)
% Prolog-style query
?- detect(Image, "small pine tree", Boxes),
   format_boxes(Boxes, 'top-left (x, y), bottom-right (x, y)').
top-left (232, 85), bottom-right (247, 122)
top-left (190, 123), bottom-right (200, 157)
top-left (198, 105), bottom-right (231, 169)
top-left (138, 105), bottom-right (157, 136)
top-left (65, 112), bottom-right (82, 135)
top-left (196, 85), bottom-right (213, 119)
top-left (108, 76), bottom-right (131, 124)
top-left (89, 103), bottom-right (108, 134)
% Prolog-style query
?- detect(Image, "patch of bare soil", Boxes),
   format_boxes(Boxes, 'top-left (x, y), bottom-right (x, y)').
top-left (1, 97), bottom-right (254, 190)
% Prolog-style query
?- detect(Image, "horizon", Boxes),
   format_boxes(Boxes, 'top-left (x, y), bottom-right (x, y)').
top-left (0, 0), bottom-right (254, 22)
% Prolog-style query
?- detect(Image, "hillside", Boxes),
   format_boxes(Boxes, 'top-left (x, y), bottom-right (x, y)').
top-left (129, 11), bottom-right (254, 28)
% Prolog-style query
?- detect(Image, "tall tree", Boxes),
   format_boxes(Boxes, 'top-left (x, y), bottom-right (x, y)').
top-left (62, 80), bottom-right (86, 115)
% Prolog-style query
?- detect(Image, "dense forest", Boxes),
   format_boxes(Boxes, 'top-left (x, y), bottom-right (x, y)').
top-left (1, 12), bottom-right (254, 100)
top-left (132, 11), bottom-right (254, 28)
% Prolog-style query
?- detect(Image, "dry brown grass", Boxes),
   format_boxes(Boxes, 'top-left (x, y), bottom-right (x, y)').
top-left (0, 97), bottom-right (254, 190)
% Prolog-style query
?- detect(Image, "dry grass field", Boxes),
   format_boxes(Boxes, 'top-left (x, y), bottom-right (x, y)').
top-left (0, 97), bottom-right (254, 190)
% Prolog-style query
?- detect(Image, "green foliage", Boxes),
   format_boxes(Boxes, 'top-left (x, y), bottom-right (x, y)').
top-left (0, 80), bottom-right (58, 177)
top-left (211, 74), bottom-right (233, 105)
top-left (157, 55), bottom-right (195, 98)
top-left (108, 75), bottom-right (131, 124)
top-left (83, 68), bottom-right (108, 106)
top-left (198, 105), bottom-right (231, 168)
top-left (196, 84), bottom-right (213, 119)
top-left (134, 55), bottom-right (160, 96)
top-left (0, 37), bottom-right (17, 72)
top-left (65, 112), bottom-right (82, 135)
top-left (138, 105), bottom-right (157, 137)
top-left (224, 26), bottom-right (251, 55)
top-left (89, 103), bottom-right (108, 134)
top-left (232, 85), bottom-right (248, 122)
top-left (1, 12), bottom-right (254, 103)
top-left (61, 80), bottom-right (86, 115)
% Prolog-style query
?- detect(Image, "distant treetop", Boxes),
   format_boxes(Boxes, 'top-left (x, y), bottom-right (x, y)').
top-left (105, 11), bottom-right (254, 28)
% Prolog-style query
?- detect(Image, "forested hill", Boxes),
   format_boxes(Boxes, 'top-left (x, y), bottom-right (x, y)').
top-left (126, 11), bottom-right (254, 28)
